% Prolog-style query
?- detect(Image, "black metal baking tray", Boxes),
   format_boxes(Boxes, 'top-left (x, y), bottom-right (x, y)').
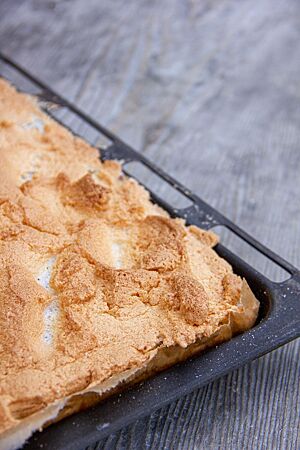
top-left (0, 53), bottom-right (299, 450)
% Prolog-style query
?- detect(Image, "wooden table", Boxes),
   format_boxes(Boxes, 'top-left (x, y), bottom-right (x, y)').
top-left (1, 1), bottom-right (299, 449)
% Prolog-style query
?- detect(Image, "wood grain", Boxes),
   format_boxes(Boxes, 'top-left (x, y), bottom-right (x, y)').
top-left (0, 0), bottom-right (299, 449)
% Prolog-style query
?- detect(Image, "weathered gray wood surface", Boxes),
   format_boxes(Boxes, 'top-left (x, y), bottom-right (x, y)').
top-left (1, 0), bottom-right (299, 449)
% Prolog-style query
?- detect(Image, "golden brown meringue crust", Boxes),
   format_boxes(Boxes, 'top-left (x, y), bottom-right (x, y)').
top-left (0, 79), bottom-right (259, 441)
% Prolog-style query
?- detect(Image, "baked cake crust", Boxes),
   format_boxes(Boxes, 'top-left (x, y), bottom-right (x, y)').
top-left (0, 79), bottom-right (259, 449)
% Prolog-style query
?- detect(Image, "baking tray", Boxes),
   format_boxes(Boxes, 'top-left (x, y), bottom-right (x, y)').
top-left (0, 53), bottom-right (299, 450)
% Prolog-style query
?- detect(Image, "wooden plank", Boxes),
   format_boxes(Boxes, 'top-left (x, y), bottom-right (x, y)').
top-left (0, 0), bottom-right (299, 449)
